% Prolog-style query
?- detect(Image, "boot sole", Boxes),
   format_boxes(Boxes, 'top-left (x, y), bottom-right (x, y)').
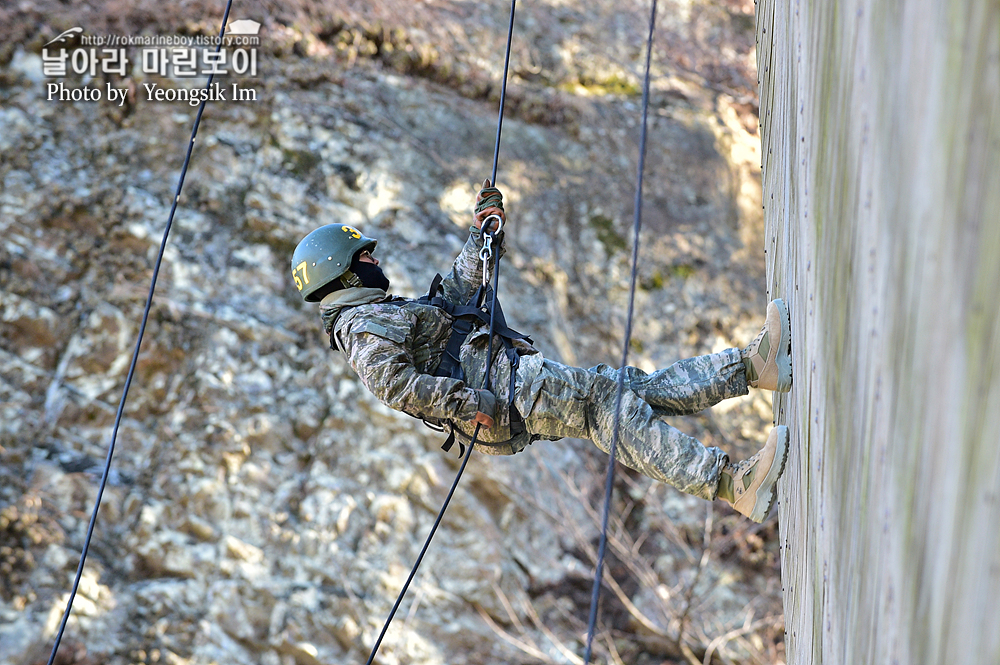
top-left (749, 425), bottom-right (789, 523)
top-left (772, 298), bottom-right (793, 392)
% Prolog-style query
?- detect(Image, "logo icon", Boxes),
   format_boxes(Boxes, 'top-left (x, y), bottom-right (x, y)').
top-left (44, 27), bottom-right (83, 47)
top-left (226, 19), bottom-right (261, 36)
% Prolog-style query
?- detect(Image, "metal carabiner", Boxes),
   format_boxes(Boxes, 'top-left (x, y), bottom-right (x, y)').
top-left (479, 215), bottom-right (503, 287)
top-left (479, 235), bottom-right (493, 264)
top-left (480, 237), bottom-right (493, 287)
top-left (483, 214), bottom-right (504, 236)
top-left (478, 216), bottom-right (503, 258)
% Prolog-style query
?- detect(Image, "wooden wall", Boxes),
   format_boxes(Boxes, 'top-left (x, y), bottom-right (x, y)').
top-left (755, 0), bottom-right (1000, 662)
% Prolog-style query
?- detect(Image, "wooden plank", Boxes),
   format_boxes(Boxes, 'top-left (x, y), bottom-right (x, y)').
top-left (757, 0), bottom-right (1000, 662)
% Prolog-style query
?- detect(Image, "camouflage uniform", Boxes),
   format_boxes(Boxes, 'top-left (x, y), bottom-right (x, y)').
top-left (321, 229), bottom-right (747, 500)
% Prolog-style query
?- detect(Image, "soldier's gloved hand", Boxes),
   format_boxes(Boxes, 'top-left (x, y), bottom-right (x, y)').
top-left (472, 389), bottom-right (496, 429)
top-left (474, 178), bottom-right (505, 233)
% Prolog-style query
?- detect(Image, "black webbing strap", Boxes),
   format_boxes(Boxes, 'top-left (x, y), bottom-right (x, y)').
top-left (418, 274), bottom-right (531, 380)
top-left (418, 273), bottom-right (531, 453)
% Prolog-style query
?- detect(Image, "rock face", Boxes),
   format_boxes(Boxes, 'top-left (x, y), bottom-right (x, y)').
top-left (757, 0), bottom-right (1000, 663)
top-left (2, 3), bottom-right (784, 664)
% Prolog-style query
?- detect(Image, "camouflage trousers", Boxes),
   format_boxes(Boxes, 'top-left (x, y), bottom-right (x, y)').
top-left (515, 348), bottom-right (748, 500)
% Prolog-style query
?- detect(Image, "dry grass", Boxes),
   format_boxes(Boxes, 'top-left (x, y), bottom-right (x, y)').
top-left (476, 449), bottom-right (784, 665)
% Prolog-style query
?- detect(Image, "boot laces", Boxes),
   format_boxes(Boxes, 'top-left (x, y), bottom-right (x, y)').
top-left (747, 325), bottom-right (766, 356)
top-left (728, 450), bottom-right (761, 476)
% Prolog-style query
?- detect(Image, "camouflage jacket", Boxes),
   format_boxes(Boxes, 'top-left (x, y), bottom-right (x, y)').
top-left (320, 229), bottom-right (544, 454)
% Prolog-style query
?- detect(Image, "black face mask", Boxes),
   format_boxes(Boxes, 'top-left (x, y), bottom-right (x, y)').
top-left (350, 260), bottom-right (390, 292)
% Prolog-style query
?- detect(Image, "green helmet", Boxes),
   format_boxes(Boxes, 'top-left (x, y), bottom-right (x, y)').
top-left (291, 224), bottom-right (377, 302)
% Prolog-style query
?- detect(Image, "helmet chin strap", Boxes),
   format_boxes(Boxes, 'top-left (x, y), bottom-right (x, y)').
top-left (339, 270), bottom-right (364, 288)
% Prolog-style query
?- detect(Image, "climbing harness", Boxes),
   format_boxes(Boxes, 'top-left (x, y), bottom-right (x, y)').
top-left (363, 2), bottom-right (520, 663)
top-left (412, 221), bottom-right (536, 456)
top-left (44, 3), bottom-right (236, 665)
top-left (582, 1), bottom-right (659, 662)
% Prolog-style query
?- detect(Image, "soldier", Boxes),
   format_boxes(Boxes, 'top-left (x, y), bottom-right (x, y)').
top-left (291, 182), bottom-right (792, 522)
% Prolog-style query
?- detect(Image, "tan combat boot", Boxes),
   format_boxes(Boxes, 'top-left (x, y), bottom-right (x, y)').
top-left (718, 425), bottom-right (789, 523)
top-left (743, 298), bottom-right (792, 392)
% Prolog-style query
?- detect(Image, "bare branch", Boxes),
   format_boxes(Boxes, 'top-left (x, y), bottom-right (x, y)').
top-left (475, 603), bottom-right (564, 665)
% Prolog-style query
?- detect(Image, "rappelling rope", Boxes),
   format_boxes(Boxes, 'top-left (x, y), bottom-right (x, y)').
top-left (43, 3), bottom-right (235, 664)
top-left (582, 0), bottom-right (658, 662)
top-left (362, 1), bottom-right (518, 663)
top-left (362, 422), bottom-right (479, 665)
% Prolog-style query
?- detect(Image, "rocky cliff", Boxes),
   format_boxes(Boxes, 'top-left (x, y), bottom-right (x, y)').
top-left (1, 2), bottom-right (785, 664)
